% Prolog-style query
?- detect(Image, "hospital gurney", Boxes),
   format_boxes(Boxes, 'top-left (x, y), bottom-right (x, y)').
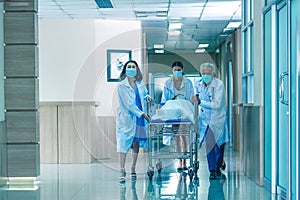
top-left (146, 96), bottom-right (200, 183)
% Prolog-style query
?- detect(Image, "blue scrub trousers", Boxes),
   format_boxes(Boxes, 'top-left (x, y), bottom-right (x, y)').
top-left (205, 126), bottom-right (225, 172)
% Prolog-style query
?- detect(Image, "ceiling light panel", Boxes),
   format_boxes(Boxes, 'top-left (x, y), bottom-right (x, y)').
top-left (168, 4), bottom-right (203, 18)
top-left (201, 1), bottom-right (241, 20)
top-left (169, 23), bottom-right (182, 30)
top-left (226, 22), bottom-right (242, 28)
top-left (201, 8), bottom-right (233, 20)
top-left (133, 3), bottom-right (168, 9)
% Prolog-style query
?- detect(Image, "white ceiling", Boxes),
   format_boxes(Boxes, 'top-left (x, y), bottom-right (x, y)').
top-left (38, 0), bottom-right (241, 54)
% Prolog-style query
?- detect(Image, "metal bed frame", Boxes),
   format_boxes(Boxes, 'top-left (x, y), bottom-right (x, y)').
top-left (146, 100), bottom-right (200, 184)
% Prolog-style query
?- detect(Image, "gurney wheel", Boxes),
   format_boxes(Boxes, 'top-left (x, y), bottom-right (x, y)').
top-left (188, 168), bottom-right (194, 182)
top-left (156, 161), bottom-right (162, 174)
top-left (147, 167), bottom-right (154, 181)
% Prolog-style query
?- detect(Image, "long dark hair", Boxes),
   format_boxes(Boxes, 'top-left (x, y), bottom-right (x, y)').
top-left (119, 60), bottom-right (143, 81)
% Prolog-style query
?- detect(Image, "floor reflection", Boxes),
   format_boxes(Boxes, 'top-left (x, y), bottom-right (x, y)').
top-left (0, 149), bottom-right (272, 200)
top-left (0, 185), bottom-right (40, 200)
top-left (208, 177), bottom-right (226, 200)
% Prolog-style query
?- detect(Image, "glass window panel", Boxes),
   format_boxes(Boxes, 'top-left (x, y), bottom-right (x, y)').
top-left (243, 31), bottom-right (248, 73)
top-left (243, 0), bottom-right (248, 25)
top-left (247, 75), bottom-right (254, 103)
top-left (250, 26), bottom-right (254, 71)
top-left (247, 0), bottom-right (251, 22)
top-left (242, 76), bottom-right (247, 103)
top-left (247, 30), bottom-right (251, 72)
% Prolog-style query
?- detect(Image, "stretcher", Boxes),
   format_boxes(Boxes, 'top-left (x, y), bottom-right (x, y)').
top-left (146, 97), bottom-right (200, 184)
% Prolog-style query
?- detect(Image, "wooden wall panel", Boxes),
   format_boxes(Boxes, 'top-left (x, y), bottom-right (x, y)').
top-left (92, 117), bottom-right (118, 159)
top-left (39, 105), bottom-right (57, 163)
top-left (39, 103), bottom-right (121, 163)
top-left (58, 105), bottom-right (92, 163)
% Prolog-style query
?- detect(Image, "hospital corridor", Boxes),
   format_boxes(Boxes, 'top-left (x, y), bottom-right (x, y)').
top-left (0, 0), bottom-right (300, 200)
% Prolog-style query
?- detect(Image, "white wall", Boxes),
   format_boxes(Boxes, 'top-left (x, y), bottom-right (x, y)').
top-left (39, 19), bottom-right (142, 116)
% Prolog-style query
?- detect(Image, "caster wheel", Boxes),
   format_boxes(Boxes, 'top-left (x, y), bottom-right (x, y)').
top-left (156, 161), bottom-right (162, 174)
top-left (188, 168), bottom-right (194, 181)
top-left (147, 167), bottom-right (154, 181)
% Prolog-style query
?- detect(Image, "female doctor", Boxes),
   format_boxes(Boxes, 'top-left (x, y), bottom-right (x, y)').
top-left (161, 61), bottom-right (194, 171)
top-left (192, 62), bottom-right (228, 180)
top-left (116, 60), bottom-right (151, 184)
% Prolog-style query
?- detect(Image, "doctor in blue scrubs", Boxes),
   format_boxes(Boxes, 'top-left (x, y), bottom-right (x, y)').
top-left (193, 62), bottom-right (228, 180)
top-left (116, 60), bottom-right (151, 184)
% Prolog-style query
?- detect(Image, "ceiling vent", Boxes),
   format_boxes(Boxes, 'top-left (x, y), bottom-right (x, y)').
top-left (95, 0), bottom-right (113, 8)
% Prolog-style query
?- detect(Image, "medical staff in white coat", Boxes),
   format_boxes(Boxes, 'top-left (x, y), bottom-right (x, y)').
top-left (192, 62), bottom-right (228, 180)
top-left (160, 61), bottom-right (194, 171)
top-left (116, 60), bottom-right (151, 184)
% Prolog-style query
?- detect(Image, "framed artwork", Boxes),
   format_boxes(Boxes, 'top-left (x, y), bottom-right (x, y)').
top-left (107, 49), bottom-right (132, 82)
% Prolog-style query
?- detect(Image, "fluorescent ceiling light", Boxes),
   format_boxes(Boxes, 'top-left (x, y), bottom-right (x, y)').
top-left (169, 23), bottom-right (182, 30)
top-left (226, 22), bottom-right (242, 29)
top-left (154, 44), bottom-right (164, 49)
top-left (155, 49), bottom-right (164, 54)
top-left (195, 49), bottom-right (205, 53)
top-left (198, 43), bottom-right (209, 48)
top-left (168, 30), bottom-right (181, 35)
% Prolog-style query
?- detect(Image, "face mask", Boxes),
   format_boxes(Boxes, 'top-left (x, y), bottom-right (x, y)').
top-left (126, 68), bottom-right (137, 77)
top-left (173, 70), bottom-right (182, 78)
top-left (202, 74), bottom-right (212, 84)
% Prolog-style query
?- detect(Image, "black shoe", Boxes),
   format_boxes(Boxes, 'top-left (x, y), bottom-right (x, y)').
top-left (209, 170), bottom-right (217, 180)
top-left (216, 169), bottom-right (221, 176)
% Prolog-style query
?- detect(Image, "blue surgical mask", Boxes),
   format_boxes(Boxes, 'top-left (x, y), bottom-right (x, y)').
top-left (126, 68), bottom-right (137, 77)
top-left (202, 74), bottom-right (212, 84)
top-left (173, 70), bottom-right (182, 78)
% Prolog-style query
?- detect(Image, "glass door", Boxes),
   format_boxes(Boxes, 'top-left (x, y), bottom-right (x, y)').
top-left (263, 0), bottom-right (290, 197)
top-left (290, 0), bottom-right (300, 199)
top-left (277, 2), bottom-right (288, 193)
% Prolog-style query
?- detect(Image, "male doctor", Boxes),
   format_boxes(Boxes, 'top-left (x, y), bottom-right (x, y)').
top-left (192, 62), bottom-right (228, 180)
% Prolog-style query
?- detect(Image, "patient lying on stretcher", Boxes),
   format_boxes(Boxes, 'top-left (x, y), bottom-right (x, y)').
top-left (152, 98), bottom-right (195, 123)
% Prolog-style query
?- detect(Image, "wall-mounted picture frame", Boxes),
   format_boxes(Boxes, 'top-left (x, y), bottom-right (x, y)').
top-left (107, 49), bottom-right (132, 82)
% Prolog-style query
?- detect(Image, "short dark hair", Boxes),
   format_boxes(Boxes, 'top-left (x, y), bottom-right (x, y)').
top-left (119, 60), bottom-right (143, 81)
top-left (172, 61), bottom-right (184, 69)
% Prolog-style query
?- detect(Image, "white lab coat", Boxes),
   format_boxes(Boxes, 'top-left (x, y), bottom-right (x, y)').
top-left (194, 77), bottom-right (228, 147)
top-left (116, 78), bottom-right (149, 153)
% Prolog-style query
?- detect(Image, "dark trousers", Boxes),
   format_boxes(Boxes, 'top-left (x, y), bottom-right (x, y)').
top-left (205, 126), bottom-right (225, 172)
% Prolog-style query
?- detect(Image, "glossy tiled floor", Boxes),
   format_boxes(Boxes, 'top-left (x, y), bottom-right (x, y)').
top-left (1, 147), bottom-right (272, 200)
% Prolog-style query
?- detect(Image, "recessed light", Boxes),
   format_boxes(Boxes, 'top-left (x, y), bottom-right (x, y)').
top-left (155, 49), bottom-right (164, 54)
top-left (226, 22), bottom-right (242, 29)
top-left (195, 49), bottom-right (205, 53)
top-left (154, 44), bottom-right (164, 49)
top-left (169, 23), bottom-right (182, 30)
top-left (198, 43), bottom-right (209, 48)
top-left (168, 30), bottom-right (181, 35)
